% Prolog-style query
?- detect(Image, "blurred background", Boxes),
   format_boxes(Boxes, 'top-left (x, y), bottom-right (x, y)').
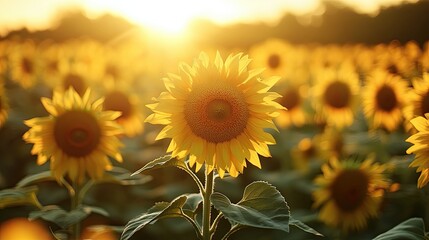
top-left (0, 0), bottom-right (428, 239)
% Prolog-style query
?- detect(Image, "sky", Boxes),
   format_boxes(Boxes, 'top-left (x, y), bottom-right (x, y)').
top-left (0, 0), bottom-right (419, 35)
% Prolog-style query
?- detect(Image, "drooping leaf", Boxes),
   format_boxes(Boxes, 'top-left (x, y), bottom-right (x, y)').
top-left (98, 167), bottom-right (152, 186)
top-left (182, 193), bottom-right (203, 212)
top-left (373, 218), bottom-right (428, 240)
top-left (290, 216), bottom-right (323, 237)
top-left (121, 195), bottom-right (187, 240)
top-left (29, 205), bottom-right (108, 229)
top-left (0, 186), bottom-right (42, 209)
top-left (16, 171), bottom-right (55, 188)
top-left (211, 181), bottom-right (290, 233)
top-left (131, 155), bottom-right (187, 176)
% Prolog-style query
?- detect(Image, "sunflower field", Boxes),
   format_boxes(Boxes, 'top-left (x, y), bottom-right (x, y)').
top-left (1, 8), bottom-right (429, 240)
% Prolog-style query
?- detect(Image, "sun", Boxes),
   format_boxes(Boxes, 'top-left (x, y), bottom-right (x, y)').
top-left (83, 0), bottom-right (204, 35)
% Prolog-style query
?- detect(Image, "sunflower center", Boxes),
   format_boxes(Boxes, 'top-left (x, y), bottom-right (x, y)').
top-left (323, 81), bottom-right (351, 108)
top-left (420, 92), bottom-right (429, 116)
top-left (330, 169), bottom-right (369, 212)
top-left (298, 138), bottom-right (315, 158)
top-left (268, 54), bottom-right (281, 69)
top-left (106, 64), bottom-right (119, 79)
top-left (376, 85), bottom-right (397, 112)
top-left (63, 73), bottom-right (87, 96)
top-left (54, 110), bottom-right (101, 157)
top-left (280, 88), bottom-right (300, 110)
top-left (103, 91), bottom-right (132, 120)
top-left (184, 82), bottom-right (249, 143)
top-left (21, 57), bottom-right (33, 74)
top-left (386, 64), bottom-right (398, 75)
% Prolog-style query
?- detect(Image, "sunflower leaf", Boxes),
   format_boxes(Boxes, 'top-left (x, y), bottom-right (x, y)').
top-left (99, 167), bottom-right (152, 186)
top-left (211, 181), bottom-right (290, 233)
top-left (121, 195), bottom-right (187, 240)
top-left (0, 186), bottom-right (42, 209)
top-left (29, 205), bottom-right (108, 229)
top-left (16, 171), bottom-right (55, 188)
top-left (131, 155), bottom-right (187, 176)
top-left (290, 216), bottom-right (323, 236)
top-left (373, 218), bottom-right (428, 240)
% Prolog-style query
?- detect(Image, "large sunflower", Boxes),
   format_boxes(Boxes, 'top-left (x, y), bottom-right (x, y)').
top-left (146, 52), bottom-right (284, 177)
top-left (406, 114), bottom-right (429, 188)
top-left (312, 65), bottom-right (360, 128)
top-left (23, 88), bottom-right (123, 184)
top-left (313, 158), bottom-right (390, 232)
top-left (403, 73), bottom-right (429, 132)
top-left (362, 69), bottom-right (408, 132)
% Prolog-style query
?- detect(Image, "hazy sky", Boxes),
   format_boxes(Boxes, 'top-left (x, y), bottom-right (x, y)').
top-left (0, 0), bottom-right (419, 35)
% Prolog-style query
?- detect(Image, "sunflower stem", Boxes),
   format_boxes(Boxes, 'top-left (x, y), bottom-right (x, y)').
top-left (220, 225), bottom-right (245, 240)
top-left (70, 181), bottom-right (82, 240)
top-left (202, 168), bottom-right (214, 240)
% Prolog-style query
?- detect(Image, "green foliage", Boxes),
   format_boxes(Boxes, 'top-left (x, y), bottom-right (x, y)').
top-left (29, 205), bottom-right (109, 229)
top-left (0, 186), bottom-right (42, 209)
top-left (211, 181), bottom-right (290, 233)
top-left (373, 218), bottom-right (428, 240)
top-left (16, 171), bottom-right (55, 188)
top-left (131, 155), bottom-right (185, 175)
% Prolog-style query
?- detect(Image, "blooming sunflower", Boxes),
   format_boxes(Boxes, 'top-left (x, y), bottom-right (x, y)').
top-left (102, 84), bottom-right (144, 137)
top-left (312, 65), bottom-right (360, 128)
top-left (403, 73), bottom-right (429, 132)
top-left (0, 81), bottom-right (9, 128)
top-left (248, 38), bottom-right (292, 78)
top-left (313, 158), bottom-right (390, 232)
top-left (406, 114), bottom-right (429, 188)
top-left (23, 88), bottom-right (123, 184)
top-left (362, 69), bottom-right (408, 132)
top-left (9, 40), bottom-right (40, 88)
top-left (146, 52), bottom-right (284, 177)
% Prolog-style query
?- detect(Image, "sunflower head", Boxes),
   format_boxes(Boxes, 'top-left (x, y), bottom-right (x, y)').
top-left (403, 73), bottom-right (429, 132)
top-left (406, 113), bottom-right (429, 188)
top-left (146, 51), bottom-right (284, 177)
top-left (23, 88), bottom-right (124, 184)
top-left (0, 82), bottom-right (9, 128)
top-left (313, 158), bottom-right (390, 232)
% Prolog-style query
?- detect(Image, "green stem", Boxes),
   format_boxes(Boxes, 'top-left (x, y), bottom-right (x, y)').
top-left (70, 182), bottom-right (81, 240)
top-left (202, 169), bottom-right (214, 240)
top-left (221, 225), bottom-right (245, 240)
top-left (181, 212), bottom-right (203, 240)
top-left (210, 212), bottom-right (223, 234)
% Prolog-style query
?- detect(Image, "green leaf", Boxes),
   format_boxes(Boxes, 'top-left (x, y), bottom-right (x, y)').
top-left (182, 193), bottom-right (202, 212)
top-left (16, 171), bottom-right (55, 188)
top-left (211, 181), bottom-right (290, 233)
top-left (0, 186), bottom-right (42, 209)
top-left (29, 205), bottom-right (108, 229)
top-left (373, 218), bottom-right (428, 240)
top-left (131, 155), bottom-right (187, 176)
top-left (121, 195), bottom-right (187, 240)
top-left (290, 216), bottom-right (323, 236)
top-left (98, 167), bottom-right (152, 186)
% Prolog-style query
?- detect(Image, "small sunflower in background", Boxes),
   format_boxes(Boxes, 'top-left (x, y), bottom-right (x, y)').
top-left (248, 38), bottom-right (292, 78)
top-left (146, 52), bottom-right (284, 177)
top-left (52, 68), bottom-right (90, 96)
top-left (362, 69), bottom-right (408, 132)
top-left (0, 81), bottom-right (9, 128)
top-left (313, 158), bottom-right (391, 232)
top-left (9, 40), bottom-right (40, 88)
top-left (291, 136), bottom-right (321, 172)
top-left (23, 88), bottom-right (123, 184)
top-left (312, 64), bottom-right (360, 128)
top-left (101, 81), bottom-right (145, 137)
top-left (318, 127), bottom-right (346, 161)
top-left (403, 73), bottom-right (429, 132)
top-left (275, 69), bottom-right (310, 128)
top-left (39, 41), bottom-right (68, 87)
top-left (406, 114), bottom-right (429, 188)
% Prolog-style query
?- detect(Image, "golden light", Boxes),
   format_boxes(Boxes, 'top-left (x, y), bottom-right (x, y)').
top-left (0, 218), bottom-right (53, 240)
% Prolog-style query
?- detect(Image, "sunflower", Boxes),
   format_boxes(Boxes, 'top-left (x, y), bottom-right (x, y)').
top-left (23, 88), bottom-right (123, 184)
top-left (146, 52), bottom-right (284, 177)
top-left (0, 81), bottom-right (9, 128)
top-left (291, 137), bottom-right (321, 172)
top-left (9, 40), bottom-right (40, 88)
top-left (318, 127), bottom-right (345, 161)
top-left (248, 38), bottom-right (292, 78)
top-left (102, 82), bottom-right (144, 137)
top-left (362, 69), bottom-right (408, 132)
top-left (313, 158), bottom-right (390, 232)
top-left (406, 114), bottom-right (429, 188)
top-left (403, 73), bottom-right (429, 132)
top-left (275, 69), bottom-right (310, 128)
top-left (312, 65), bottom-right (360, 128)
